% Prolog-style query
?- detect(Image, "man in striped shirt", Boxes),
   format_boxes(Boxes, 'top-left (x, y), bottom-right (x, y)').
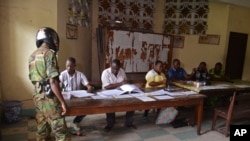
top-left (59, 57), bottom-right (93, 136)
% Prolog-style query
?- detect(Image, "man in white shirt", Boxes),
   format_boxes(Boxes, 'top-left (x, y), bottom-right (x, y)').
top-left (101, 59), bottom-right (136, 132)
top-left (59, 57), bottom-right (93, 136)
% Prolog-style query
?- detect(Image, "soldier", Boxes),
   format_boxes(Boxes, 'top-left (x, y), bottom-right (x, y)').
top-left (28, 27), bottom-right (70, 141)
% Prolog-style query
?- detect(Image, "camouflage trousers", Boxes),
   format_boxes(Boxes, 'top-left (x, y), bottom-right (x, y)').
top-left (33, 92), bottom-right (71, 141)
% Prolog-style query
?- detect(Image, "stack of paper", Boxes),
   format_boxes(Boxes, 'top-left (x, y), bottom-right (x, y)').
top-left (62, 90), bottom-right (95, 100)
top-left (119, 84), bottom-right (143, 93)
top-left (95, 84), bottom-right (144, 99)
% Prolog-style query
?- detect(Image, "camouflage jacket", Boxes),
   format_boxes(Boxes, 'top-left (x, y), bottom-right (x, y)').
top-left (29, 44), bottom-right (59, 83)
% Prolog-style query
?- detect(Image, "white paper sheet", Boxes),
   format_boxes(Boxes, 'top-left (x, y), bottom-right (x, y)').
top-left (130, 93), bottom-right (145, 97)
top-left (153, 95), bottom-right (174, 100)
top-left (165, 91), bottom-right (186, 96)
top-left (135, 96), bottom-right (156, 102)
top-left (69, 90), bottom-right (95, 98)
top-left (119, 84), bottom-right (143, 93)
top-left (62, 92), bottom-right (71, 100)
top-left (97, 89), bottom-right (125, 96)
top-left (113, 95), bottom-right (134, 99)
top-left (147, 89), bottom-right (166, 96)
top-left (91, 95), bottom-right (113, 99)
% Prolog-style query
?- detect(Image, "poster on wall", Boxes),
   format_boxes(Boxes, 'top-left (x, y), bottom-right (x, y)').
top-left (66, 24), bottom-right (78, 39)
top-left (199, 34), bottom-right (220, 45)
top-left (103, 29), bottom-right (173, 73)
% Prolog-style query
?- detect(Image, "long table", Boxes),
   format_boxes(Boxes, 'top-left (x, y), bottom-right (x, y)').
top-left (172, 80), bottom-right (250, 95)
top-left (65, 89), bottom-right (206, 135)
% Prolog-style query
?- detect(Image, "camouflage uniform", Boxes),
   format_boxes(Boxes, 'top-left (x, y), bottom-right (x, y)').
top-left (29, 44), bottom-right (70, 141)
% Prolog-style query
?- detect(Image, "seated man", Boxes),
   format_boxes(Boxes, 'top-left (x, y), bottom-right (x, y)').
top-left (143, 60), bottom-right (167, 120)
top-left (167, 58), bottom-right (194, 83)
top-left (208, 62), bottom-right (226, 81)
top-left (191, 61), bottom-right (209, 82)
top-left (101, 59), bottom-right (136, 132)
top-left (59, 57), bottom-right (93, 136)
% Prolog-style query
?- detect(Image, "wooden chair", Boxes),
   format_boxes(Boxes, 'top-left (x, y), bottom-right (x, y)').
top-left (211, 92), bottom-right (236, 137)
top-left (211, 92), bottom-right (250, 137)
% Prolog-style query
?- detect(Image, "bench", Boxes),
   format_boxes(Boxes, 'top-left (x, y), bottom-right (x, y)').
top-left (211, 92), bottom-right (250, 137)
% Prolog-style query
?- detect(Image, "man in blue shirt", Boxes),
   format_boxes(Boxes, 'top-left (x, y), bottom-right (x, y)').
top-left (167, 59), bottom-right (193, 82)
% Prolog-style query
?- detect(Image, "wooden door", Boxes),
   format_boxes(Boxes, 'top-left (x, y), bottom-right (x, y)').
top-left (225, 32), bottom-right (248, 79)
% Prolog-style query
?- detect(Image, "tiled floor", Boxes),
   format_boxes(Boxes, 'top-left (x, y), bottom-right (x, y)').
top-left (0, 108), bottom-right (233, 141)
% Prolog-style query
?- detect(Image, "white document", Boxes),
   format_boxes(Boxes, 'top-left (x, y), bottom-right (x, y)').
top-left (62, 92), bottom-right (71, 100)
top-left (113, 95), bottom-right (134, 99)
top-left (97, 89), bottom-right (126, 96)
top-left (148, 89), bottom-right (166, 96)
top-left (165, 91), bottom-right (186, 96)
top-left (135, 96), bottom-right (156, 102)
top-left (91, 95), bottom-right (113, 99)
top-left (130, 93), bottom-right (145, 97)
top-left (62, 90), bottom-right (95, 99)
top-left (69, 90), bottom-right (95, 98)
top-left (154, 95), bottom-right (174, 100)
top-left (119, 84), bottom-right (143, 93)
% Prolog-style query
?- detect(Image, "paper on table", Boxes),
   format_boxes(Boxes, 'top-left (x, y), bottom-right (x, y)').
top-left (153, 95), bottom-right (174, 100)
top-left (165, 91), bottom-right (186, 96)
top-left (148, 89), bottom-right (166, 96)
top-left (120, 84), bottom-right (143, 93)
top-left (113, 95), bottom-right (133, 99)
top-left (91, 95), bottom-right (113, 99)
top-left (69, 90), bottom-right (95, 98)
top-left (97, 89), bottom-right (125, 96)
top-left (130, 93), bottom-right (145, 97)
top-left (135, 96), bottom-right (155, 102)
top-left (62, 92), bottom-right (71, 100)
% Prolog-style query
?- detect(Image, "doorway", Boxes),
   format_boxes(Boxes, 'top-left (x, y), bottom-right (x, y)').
top-left (225, 32), bottom-right (248, 79)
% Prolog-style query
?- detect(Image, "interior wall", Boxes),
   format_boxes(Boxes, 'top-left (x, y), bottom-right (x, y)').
top-left (0, 0), bottom-right (92, 110)
top-left (90, 1), bottom-right (232, 79)
top-left (171, 2), bottom-right (230, 73)
top-left (227, 5), bottom-right (250, 80)
top-left (91, 0), bottom-right (100, 81)
top-left (0, 0), bottom-right (57, 109)
top-left (57, 0), bottom-right (92, 79)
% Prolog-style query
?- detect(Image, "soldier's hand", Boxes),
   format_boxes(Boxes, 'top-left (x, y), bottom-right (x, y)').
top-left (61, 102), bottom-right (67, 116)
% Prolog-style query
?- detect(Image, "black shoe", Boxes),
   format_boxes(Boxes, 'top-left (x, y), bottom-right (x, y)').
top-left (104, 126), bottom-right (112, 132)
top-left (125, 124), bottom-right (137, 129)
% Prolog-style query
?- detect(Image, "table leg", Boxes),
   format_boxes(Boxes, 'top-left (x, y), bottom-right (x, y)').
top-left (195, 99), bottom-right (204, 135)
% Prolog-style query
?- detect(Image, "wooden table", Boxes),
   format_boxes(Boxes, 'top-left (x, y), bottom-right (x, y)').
top-left (65, 89), bottom-right (206, 135)
top-left (172, 80), bottom-right (250, 95)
